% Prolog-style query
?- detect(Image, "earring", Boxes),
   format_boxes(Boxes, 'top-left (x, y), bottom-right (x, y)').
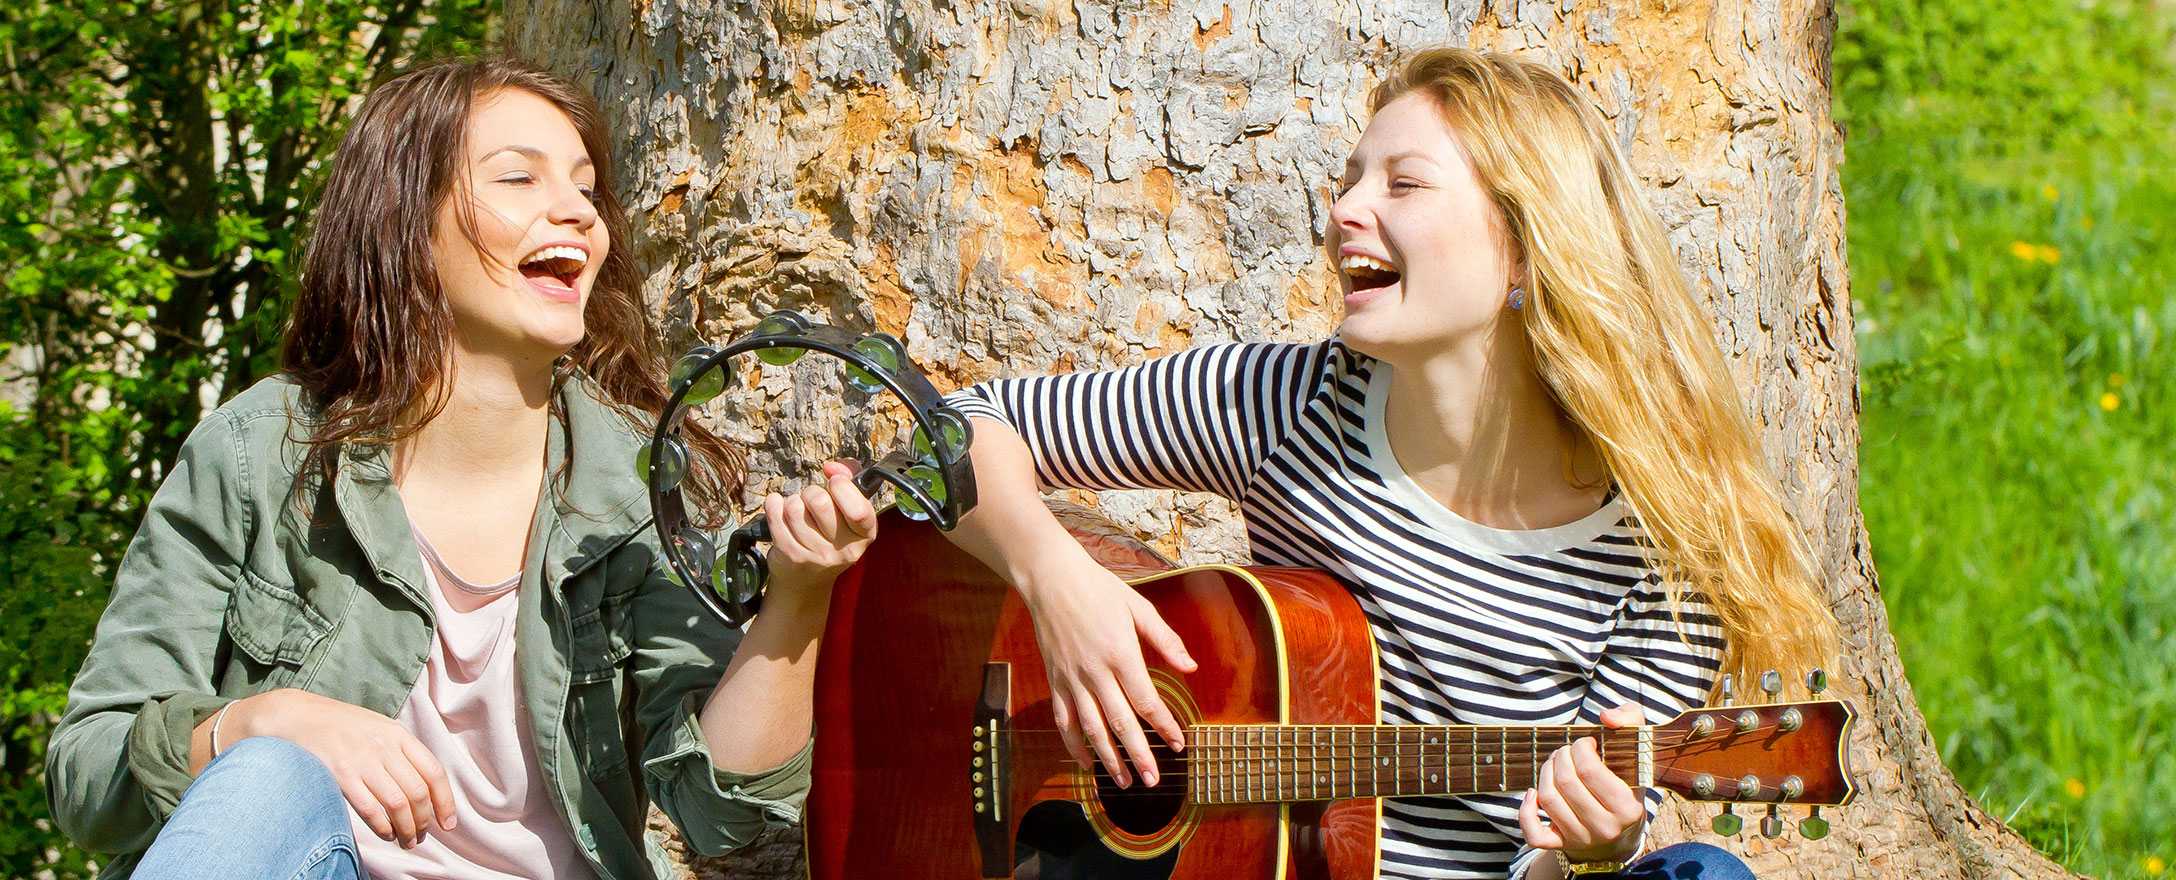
top-left (1507, 286), bottom-right (1526, 311)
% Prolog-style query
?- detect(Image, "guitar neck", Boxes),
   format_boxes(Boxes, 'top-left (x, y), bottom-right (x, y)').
top-left (1187, 723), bottom-right (1651, 804)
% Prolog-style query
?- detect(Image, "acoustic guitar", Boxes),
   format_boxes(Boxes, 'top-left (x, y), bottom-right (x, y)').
top-left (806, 510), bottom-right (1856, 878)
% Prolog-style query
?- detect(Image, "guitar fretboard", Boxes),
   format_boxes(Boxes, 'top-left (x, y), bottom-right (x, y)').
top-left (1187, 724), bottom-right (1651, 804)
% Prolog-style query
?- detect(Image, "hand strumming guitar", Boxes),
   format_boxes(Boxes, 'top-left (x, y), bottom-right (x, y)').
top-left (941, 418), bottom-right (1198, 788)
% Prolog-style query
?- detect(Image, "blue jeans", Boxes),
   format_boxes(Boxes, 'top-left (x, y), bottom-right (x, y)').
top-left (135, 736), bottom-right (361, 880)
top-left (1615, 842), bottom-right (1757, 879)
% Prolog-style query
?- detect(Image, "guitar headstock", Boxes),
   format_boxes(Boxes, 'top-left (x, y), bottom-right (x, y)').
top-left (1647, 670), bottom-right (1859, 839)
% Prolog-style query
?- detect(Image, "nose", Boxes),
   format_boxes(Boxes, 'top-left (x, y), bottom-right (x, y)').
top-left (1326, 182), bottom-right (1371, 237)
top-left (549, 180), bottom-right (599, 230)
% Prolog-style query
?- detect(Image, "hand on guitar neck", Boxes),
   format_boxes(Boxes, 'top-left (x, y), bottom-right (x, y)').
top-left (942, 418), bottom-right (1200, 788)
top-left (1518, 704), bottom-right (1648, 876)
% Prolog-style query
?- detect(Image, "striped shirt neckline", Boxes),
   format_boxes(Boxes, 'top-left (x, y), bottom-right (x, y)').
top-left (1359, 362), bottom-right (1626, 556)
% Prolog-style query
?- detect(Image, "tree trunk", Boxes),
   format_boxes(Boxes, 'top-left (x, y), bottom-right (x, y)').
top-left (509, 1), bottom-right (2072, 877)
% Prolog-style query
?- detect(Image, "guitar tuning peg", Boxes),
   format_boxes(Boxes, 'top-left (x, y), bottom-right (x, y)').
top-left (1806, 667), bottom-right (1829, 696)
top-left (1761, 805), bottom-right (1785, 839)
top-left (1759, 670), bottom-right (1782, 698)
top-left (1799, 806), bottom-right (1831, 840)
top-left (1712, 803), bottom-right (1743, 837)
top-left (1719, 674), bottom-right (1736, 707)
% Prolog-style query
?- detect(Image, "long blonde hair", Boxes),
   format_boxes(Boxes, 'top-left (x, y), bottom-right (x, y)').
top-left (1370, 48), bottom-right (1837, 691)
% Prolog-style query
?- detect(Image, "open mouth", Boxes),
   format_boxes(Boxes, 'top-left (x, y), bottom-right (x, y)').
top-left (519, 245), bottom-right (588, 289)
top-left (1340, 253), bottom-right (1401, 293)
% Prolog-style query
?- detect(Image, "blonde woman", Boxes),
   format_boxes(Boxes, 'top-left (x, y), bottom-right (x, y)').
top-left (941, 48), bottom-right (1836, 879)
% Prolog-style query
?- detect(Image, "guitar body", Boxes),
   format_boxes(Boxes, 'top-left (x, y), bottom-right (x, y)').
top-left (806, 513), bottom-right (1383, 879)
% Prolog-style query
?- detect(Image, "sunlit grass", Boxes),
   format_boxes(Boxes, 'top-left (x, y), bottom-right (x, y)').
top-left (1840, 2), bottom-right (2175, 876)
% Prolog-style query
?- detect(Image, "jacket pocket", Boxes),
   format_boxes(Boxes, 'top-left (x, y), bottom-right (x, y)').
top-left (225, 568), bottom-right (333, 669)
top-left (567, 591), bottom-right (636, 684)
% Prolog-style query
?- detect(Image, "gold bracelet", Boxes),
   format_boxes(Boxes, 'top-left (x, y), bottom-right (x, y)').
top-left (1556, 851), bottom-right (1627, 876)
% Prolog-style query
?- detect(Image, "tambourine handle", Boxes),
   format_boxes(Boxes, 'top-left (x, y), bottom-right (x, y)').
top-left (706, 520), bottom-right (768, 625)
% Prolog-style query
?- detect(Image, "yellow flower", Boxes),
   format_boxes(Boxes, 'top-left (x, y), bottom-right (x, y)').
top-left (2110, 373), bottom-right (2126, 388)
top-left (2042, 184), bottom-right (2059, 201)
top-left (2036, 245), bottom-right (2062, 264)
top-left (2009, 241), bottom-right (2038, 261)
top-left (2082, 214), bottom-right (2095, 231)
top-left (2147, 855), bottom-right (2166, 876)
top-left (2064, 777), bottom-right (2087, 798)
top-left (2100, 393), bottom-right (2120, 412)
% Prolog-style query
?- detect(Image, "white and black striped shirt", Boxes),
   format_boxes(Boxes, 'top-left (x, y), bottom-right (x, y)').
top-left (947, 339), bottom-right (1724, 879)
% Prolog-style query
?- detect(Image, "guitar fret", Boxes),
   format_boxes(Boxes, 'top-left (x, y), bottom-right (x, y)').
top-left (1468, 726), bottom-right (1478, 794)
top-left (1310, 727), bottom-right (1322, 799)
top-left (1201, 727), bottom-right (1211, 805)
top-left (1253, 727), bottom-right (1270, 805)
top-left (1221, 726), bottom-right (1231, 804)
top-left (1427, 727), bottom-right (1442, 792)
top-left (1402, 726), bottom-right (1414, 796)
top-left (1206, 727), bottom-right (1216, 805)
top-left (1369, 726), bottom-right (1381, 796)
top-left (1408, 726), bottom-right (1422, 794)
top-left (1497, 727), bottom-right (1507, 792)
top-left (1284, 727), bottom-right (1295, 802)
top-left (1392, 726), bottom-right (1406, 796)
top-left (1331, 727), bottom-right (1349, 797)
top-left (1203, 727), bottom-right (1213, 805)
top-left (1324, 727), bottom-right (1334, 799)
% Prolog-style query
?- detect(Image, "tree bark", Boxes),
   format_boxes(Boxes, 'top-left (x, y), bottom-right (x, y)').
top-left (509, 1), bottom-right (2073, 877)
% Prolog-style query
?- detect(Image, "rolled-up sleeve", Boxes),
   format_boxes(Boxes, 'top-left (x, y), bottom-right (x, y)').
top-left (624, 530), bottom-right (812, 856)
top-left (641, 690), bottom-right (812, 853)
top-left (48, 412), bottom-right (249, 855)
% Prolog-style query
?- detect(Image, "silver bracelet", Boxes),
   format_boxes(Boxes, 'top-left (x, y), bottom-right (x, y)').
top-left (209, 702), bottom-right (235, 758)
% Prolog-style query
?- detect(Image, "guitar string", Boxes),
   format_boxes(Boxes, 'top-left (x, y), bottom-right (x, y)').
top-left (999, 728), bottom-right (1802, 801)
top-left (1046, 761), bottom-right (1652, 802)
top-left (972, 721), bottom-right (1810, 803)
top-left (1042, 758), bottom-right (1816, 803)
top-left (1000, 721), bottom-right (1797, 752)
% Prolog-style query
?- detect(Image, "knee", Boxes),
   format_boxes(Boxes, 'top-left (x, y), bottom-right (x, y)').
top-left (1635, 842), bottom-right (1757, 880)
top-left (192, 736), bottom-right (344, 817)
top-left (144, 738), bottom-right (356, 876)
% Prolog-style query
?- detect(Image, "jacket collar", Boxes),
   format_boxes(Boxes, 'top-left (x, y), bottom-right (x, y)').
top-left (332, 372), bottom-right (657, 606)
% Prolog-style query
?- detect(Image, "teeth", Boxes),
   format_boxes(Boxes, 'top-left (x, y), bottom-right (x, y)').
top-left (1339, 254), bottom-right (1396, 275)
top-left (521, 245), bottom-right (588, 268)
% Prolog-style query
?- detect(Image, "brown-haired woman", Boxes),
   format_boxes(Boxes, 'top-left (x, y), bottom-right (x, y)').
top-left (46, 57), bottom-right (872, 880)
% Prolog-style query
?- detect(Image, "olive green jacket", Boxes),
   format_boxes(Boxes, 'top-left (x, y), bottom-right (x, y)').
top-left (47, 373), bottom-right (808, 879)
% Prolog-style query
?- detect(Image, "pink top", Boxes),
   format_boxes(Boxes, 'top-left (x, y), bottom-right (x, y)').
top-left (349, 530), bottom-right (598, 880)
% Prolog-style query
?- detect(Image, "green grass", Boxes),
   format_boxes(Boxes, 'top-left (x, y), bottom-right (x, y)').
top-left (1838, 1), bottom-right (2175, 877)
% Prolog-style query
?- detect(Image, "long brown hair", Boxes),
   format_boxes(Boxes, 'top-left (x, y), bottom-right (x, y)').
top-left (280, 55), bottom-right (737, 510)
top-left (1369, 48), bottom-right (1838, 688)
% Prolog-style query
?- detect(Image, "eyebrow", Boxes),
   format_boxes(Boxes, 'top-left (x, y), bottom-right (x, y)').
top-left (1343, 149), bottom-right (1440, 173)
top-left (478, 145), bottom-right (594, 169)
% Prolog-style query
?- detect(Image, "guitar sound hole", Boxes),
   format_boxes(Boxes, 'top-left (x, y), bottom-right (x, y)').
top-left (1094, 730), bottom-right (1188, 836)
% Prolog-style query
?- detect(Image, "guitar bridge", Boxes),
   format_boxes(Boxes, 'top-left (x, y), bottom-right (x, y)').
top-left (971, 662), bottom-right (1011, 878)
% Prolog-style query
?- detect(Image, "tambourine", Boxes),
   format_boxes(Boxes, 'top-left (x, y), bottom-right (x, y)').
top-left (642, 310), bottom-right (977, 627)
